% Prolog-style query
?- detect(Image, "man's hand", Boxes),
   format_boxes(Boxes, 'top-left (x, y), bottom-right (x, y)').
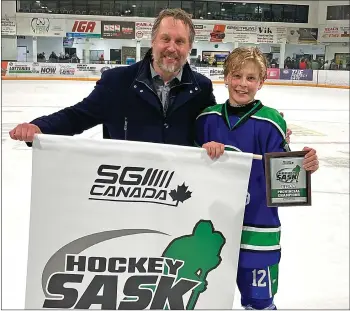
top-left (9, 123), bottom-right (42, 142)
top-left (302, 146), bottom-right (319, 174)
top-left (286, 128), bottom-right (292, 144)
top-left (202, 141), bottom-right (225, 159)
top-left (280, 112), bottom-right (292, 144)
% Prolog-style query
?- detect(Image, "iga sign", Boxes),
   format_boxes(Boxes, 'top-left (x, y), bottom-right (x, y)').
top-left (72, 21), bottom-right (96, 32)
top-left (66, 20), bottom-right (101, 38)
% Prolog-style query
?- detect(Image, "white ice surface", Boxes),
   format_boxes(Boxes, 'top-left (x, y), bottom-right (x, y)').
top-left (1, 81), bottom-right (349, 309)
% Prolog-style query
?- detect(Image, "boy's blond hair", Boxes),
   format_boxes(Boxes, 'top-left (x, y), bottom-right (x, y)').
top-left (224, 46), bottom-right (268, 81)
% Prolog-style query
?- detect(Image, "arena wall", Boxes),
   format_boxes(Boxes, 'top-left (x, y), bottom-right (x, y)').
top-left (2, 61), bottom-right (349, 89)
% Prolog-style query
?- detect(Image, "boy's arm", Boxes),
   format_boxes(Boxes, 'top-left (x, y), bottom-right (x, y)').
top-left (195, 114), bottom-right (225, 159)
top-left (262, 125), bottom-right (319, 173)
top-left (261, 124), bottom-right (287, 154)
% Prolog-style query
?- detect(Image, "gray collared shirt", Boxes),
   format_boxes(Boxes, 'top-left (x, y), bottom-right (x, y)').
top-left (150, 63), bottom-right (183, 114)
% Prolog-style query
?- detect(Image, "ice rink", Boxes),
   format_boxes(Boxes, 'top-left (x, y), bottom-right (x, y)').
top-left (2, 80), bottom-right (349, 309)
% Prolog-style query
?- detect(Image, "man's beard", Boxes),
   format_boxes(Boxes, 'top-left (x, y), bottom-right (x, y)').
top-left (154, 51), bottom-right (185, 73)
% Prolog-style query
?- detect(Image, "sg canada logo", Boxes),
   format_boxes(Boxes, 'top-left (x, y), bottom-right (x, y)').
top-left (89, 164), bottom-right (192, 206)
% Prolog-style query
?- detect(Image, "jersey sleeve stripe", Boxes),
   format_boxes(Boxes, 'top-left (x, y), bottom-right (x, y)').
top-left (242, 226), bottom-right (281, 233)
top-left (224, 145), bottom-right (242, 152)
top-left (196, 110), bottom-right (222, 120)
top-left (240, 244), bottom-right (281, 251)
top-left (251, 115), bottom-right (286, 139)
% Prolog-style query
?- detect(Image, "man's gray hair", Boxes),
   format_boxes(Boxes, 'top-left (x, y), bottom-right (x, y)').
top-left (151, 8), bottom-right (195, 45)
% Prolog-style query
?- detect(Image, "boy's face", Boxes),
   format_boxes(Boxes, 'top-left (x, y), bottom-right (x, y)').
top-left (226, 61), bottom-right (263, 105)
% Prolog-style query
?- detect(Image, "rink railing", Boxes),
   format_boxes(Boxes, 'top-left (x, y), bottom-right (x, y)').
top-left (1, 61), bottom-right (349, 89)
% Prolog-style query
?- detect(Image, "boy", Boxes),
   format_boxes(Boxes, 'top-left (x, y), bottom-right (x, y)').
top-left (195, 47), bottom-right (319, 310)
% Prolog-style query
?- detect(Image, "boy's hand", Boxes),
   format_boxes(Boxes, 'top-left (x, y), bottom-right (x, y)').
top-left (303, 146), bottom-right (319, 173)
top-left (202, 141), bottom-right (225, 159)
top-left (280, 112), bottom-right (292, 144)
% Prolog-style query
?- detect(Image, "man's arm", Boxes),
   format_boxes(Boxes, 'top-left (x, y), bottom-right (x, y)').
top-left (9, 70), bottom-right (115, 143)
top-left (30, 71), bottom-right (114, 135)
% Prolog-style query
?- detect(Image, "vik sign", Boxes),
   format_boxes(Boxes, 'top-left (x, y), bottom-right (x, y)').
top-left (72, 21), bottom-right (96, 33)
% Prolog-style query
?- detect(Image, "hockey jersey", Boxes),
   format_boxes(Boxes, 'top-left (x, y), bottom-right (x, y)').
top-left (195, 100), bottom-right (289, 268)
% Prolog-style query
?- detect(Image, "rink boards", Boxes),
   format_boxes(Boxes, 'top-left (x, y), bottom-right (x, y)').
top-left (1, 61), bottom-right (349, 89)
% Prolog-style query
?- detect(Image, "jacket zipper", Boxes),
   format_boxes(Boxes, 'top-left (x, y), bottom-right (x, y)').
top-left (136, 80), bottom-right (158, 97)
top-left (137, 80), bottom-right (166, 117)
top-left (124, 117), bottom-right (128, 140)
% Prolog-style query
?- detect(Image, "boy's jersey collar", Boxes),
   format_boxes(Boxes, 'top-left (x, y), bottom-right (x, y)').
top-left (223, 99), bottom-right (264, 131)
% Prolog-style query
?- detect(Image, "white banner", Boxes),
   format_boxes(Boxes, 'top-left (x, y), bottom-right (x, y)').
top-left (75, 63), bottom-right (102, 76)
top-left (226, 25), bottom-right (257, 43)
top-left (194, 24), bottom-right (215, 41)
top-left (234, 26), bottom-right (286, 44)
top-left (286, 27), bottom-right (318, 44)
top-left (6, 61), bottom-right (38, 75)
top-left (37, 63), bottom-right (59, 76)
top-left (1, 62), bottom-right (125, 78)
top-left (1, 17), bottom-right (16, 35)
top-left (135, 21), bottom-right (153, 40)
top-left (318, 26), bottom-right (350, 42)
top-left (209, 68), bottom-right (225, 81)
top-left (25, 135), bottom-right (253, 309)
top-left (194, 24), bottom-right (287, 43)
top-left (16, 17), bottom-right (65, 37)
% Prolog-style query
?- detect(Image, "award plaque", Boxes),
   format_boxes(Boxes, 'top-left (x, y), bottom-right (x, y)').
top-left (265, 151), bottom-right (311, 207)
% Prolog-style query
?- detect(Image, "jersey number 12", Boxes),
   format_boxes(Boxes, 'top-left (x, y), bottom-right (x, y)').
top-left (252, 269), bottom-right (267, 287)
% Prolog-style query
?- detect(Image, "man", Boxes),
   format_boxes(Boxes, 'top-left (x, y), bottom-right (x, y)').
top-left (10, 9), bottom-right (216, 147)
top-left (9, 8), bottom-right (317, 170)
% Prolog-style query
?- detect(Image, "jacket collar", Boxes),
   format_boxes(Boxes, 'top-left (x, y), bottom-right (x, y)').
top-left (131, 48), bottom-right (202, 114)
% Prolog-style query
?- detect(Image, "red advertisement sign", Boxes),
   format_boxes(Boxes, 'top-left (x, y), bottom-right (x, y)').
top-left (210, 25), bottom-right (226, 42)
top-left (101, 21), bottom-right (135, 39)
top-left (72, 21), bottom-right (96, 33)
top-left (1, 61), bottom-right (8, 77)
top-left (266, 68), bottom-right (280, 80)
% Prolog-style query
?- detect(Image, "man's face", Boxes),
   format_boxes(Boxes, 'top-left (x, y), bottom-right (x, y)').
top-left (226, 61), bottom-right (263, 106)
top-left (152, 17), bottom-right (192, 74)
